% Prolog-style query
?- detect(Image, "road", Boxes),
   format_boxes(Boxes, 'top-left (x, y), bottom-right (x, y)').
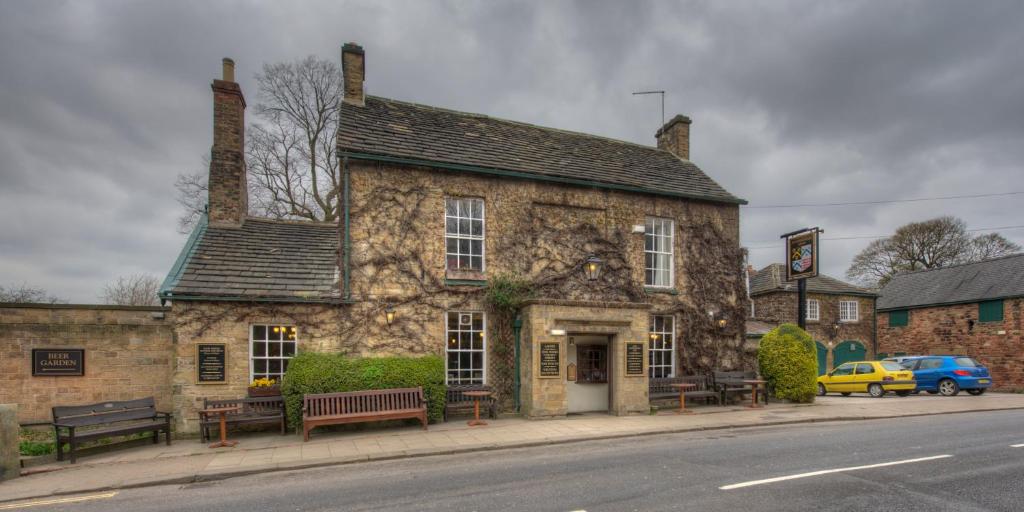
top-left (14, 409), bottom-right (1024, 512)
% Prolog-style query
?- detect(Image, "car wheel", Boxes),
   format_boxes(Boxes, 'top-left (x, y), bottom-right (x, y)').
top-left (967, 388), bottom-right (986, 396)
top-left (938, 379), bottom-right (960, 396)
top-left (895, 390), bottom-right (911, 397)
top-left (868, 383), bottom-right (885, 398)
top-left (841, 392), bottom-right (851, 397)
top-left (817, 383), bottom-right (827, 396)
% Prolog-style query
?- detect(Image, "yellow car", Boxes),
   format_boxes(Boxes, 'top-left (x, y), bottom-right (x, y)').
top-left (817, 360), bottom-right (916, 398)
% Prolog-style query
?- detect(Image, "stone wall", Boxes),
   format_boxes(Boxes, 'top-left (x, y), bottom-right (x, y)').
top-left (0, 304), bottom-right (173, 424)
top-left (877, 299), bottom-right (1024, 390)
top-left (752, 291), bottom-right (876, 367)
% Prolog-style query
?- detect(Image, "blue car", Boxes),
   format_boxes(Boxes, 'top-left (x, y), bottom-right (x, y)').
top-left (899, 355), bottom-right (992, 396)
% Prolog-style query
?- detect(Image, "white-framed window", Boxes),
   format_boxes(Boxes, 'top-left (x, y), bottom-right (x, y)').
top-left (445, 198), bottom-right (485, 271)
top-left (648, 315), bottom-right (675, 378)
top-left (839, 301), bottom-right (859, 323)
top-left (806, 299), bottom-right (820, 322)
top-left (250, 325), bottom-right (297, 381)
top-left (445, 311), bottom-right (486, 384)
top-left (645, 217), bottom-right (674, 287)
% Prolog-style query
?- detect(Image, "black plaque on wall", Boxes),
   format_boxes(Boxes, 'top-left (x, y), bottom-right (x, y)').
top-left (196, 343), bottom-right (227, 384)
top-left (625, 342), bottom-right (644, 376)
top-left (32, 349), bottom-right (85, 376)
top-left (539, 342), bottom-right (560, 378)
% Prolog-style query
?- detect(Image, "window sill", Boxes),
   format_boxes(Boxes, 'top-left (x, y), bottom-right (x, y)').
top-left (445, 278), bottom-right (487, 287)
top-left (644, 287), bottom-right (678, 295)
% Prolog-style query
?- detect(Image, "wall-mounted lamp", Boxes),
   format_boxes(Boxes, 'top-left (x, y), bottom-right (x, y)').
top-left (384, 305), bottom-right (396, 326)
top-left (707, 307), bottom-right (727, 330)
top-left (550, 329), bottom-right (567, 336)
top-left (828, 322), bottom-right (840, 340)
top-left (584, 255), bottom-right (603, 281)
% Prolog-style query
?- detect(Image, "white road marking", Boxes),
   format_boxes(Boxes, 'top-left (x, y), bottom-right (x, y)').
top-left (1012, 444), bottom-right (1024, 448)
top-left (719, 454), bottom-right (952, 490)
top-left (0, 492), bottom-right (118, 510)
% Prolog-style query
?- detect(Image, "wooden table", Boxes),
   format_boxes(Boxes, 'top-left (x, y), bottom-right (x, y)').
top-left (669, 382), bottom-right (698, 414)
top-left (200, 405), bottom-right (241, 448)
top-left (462, 390), bottom-right (492, 426)
top-left (743, 379), bottom-right (768, 409)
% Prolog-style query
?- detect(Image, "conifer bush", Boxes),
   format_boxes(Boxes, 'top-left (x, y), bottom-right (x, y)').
top-left (757, 323), bottom-right (818, 403)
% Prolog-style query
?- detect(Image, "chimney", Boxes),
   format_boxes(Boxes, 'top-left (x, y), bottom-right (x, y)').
top-left (341, 42), bottom-right (365, 106)
top-left (655, 114), bottom-right (692, 160)
top-left (208, 57), bottom-right (248, 226)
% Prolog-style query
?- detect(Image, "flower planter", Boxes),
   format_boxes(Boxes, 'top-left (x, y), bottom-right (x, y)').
top-left (247, 386), bottom-right (281, 398)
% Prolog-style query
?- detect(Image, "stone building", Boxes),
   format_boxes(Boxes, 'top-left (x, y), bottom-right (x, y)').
top-left (876, 254), bottom-right (1024, 390)
top-left (154, 43), bottom-right (749, 433)
top-left (747, 264), bottom-right (878, 373)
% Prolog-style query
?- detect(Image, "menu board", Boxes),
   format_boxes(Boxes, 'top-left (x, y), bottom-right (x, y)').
top-left (32, 349), bottom-right (85, 376)
top-left (625, 342), bottom-right (644, 376)
top-left (196, 343), bottom-right (226, 384)
top-left (539, 342), bottom-right (560, 378)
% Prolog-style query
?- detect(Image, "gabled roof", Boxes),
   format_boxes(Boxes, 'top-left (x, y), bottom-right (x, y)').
top-left (338, 96), bottom-right (744, 205)
top-left (877, 253), bottom-right (1024, 310)
top-left (160, 217), bottom-right (340, 302)
top-left (749, 263), bottom-right (876, 297)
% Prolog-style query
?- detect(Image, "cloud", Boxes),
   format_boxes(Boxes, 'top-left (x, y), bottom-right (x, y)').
top-left (0, 0), bottom-right (1022, 301)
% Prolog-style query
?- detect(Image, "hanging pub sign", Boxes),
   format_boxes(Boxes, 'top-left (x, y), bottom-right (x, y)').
top-left (784, 228), bottom-right (821, 281)
top-left (625, 342), bottom-right (645, 376)
top-left (32, 349), bottom-right (85, 376)
top-left (196, 343), bottom-right (227, 384)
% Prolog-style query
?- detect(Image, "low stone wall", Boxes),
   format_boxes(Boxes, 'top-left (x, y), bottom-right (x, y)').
top-left (0, 304), bottom-right (174, 425)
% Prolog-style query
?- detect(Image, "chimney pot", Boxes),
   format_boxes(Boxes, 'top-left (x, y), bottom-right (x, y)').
top-left (222, 57), bottom-right (235, 82)
top-left (341, 42), bottom-right (365, 106)
top-left (656, 114), bottom-right (692, 160)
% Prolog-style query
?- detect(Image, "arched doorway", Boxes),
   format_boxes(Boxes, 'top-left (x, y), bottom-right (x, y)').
top-left (815, 341), bottom-right (828, 376)
top-left (833, 340), bottom-right (866, 369)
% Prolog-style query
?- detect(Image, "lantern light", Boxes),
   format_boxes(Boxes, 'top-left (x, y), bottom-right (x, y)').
top-left (584, 255), bottom-right (603, 281)
top-left (384, 306), bottom-right (396, 326)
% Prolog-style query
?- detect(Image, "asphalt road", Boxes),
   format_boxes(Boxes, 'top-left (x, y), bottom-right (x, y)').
top-left (17, 409), bottom-right (1024, 512)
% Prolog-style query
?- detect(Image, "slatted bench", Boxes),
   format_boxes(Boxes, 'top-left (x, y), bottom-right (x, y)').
top-left (714, 370), bottom-right (765, 405)
top-left (302, 387), bottom-right (428, 442)
top-left (444, 384), bottom-right (498, 422)
top-left (52, 397), bottom-right (172, 464)
top-left (650, 375), bottom-right (722, 406)
top-left (199, 396), bottom-right (286, 443)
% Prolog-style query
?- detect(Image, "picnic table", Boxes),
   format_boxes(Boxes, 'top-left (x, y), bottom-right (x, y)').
top-left (743, 379), bottom-right (768, 409)
top-left (200, 405), bottom-right (241, 448)
top-left (669, 382), bottom-right (697, 414)
top-left (462, 390), bottom-right (492, 426)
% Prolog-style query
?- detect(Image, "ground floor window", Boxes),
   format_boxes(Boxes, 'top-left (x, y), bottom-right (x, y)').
top-left (446, 311), bottom-right (486, 384)
top-left (250, 325), bottom-right (297, 381)
top-left (648, 315), bottom-right (675, 378)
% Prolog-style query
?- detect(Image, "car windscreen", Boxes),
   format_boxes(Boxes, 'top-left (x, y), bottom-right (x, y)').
top-left (880, 362), bottom-right (905, 371)
top-left (954, 357), bottom-right (979, 367)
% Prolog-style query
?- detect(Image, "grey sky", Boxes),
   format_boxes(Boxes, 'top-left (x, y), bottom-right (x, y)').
top-left (1, 0), bottom-right (1022, 302)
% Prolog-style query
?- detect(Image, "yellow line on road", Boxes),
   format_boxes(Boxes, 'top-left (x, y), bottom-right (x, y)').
top-left (719, 455), bottom-right (952, 490)
top-left (0, 492), bottom-right (118, 510)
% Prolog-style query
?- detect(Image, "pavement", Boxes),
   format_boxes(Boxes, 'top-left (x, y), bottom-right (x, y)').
top-left (3, 392), bottom-right (1024, 505)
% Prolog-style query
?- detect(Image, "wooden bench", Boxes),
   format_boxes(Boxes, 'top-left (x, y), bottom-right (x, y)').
top-left (649, 375), bottom-right (722, 406)
top-left (199, 396), bottom-right (286, 443)
top-left (52, 397), bottom-right (172, 464)
top-left (302, 387), bottom-right (428, 442)
top-left (713, 370), bottom-right (765, 405)
top-left (444, 384), bottom-right (498, 422)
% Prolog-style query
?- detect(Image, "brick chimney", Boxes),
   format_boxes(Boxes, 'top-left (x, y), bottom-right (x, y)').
top-left (208, 57), bottom-right (248, 227)
top-left (341, 43), bottom-right (365, 106)
top-left (656, 114), bottom-right (692, 160)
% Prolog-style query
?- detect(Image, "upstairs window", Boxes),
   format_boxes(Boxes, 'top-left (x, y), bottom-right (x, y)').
top-left (250, 325), bottom-right (297, 381)
top-left (445, 198), bottom-right (484, 272)
top-left (806, 299), bottom-right (820, 322)
top-left (978, 300), bottom-right (1004, 323)
top-left (839, 300), bottom-right (859, 323)
top-left (645, 217), bottom-right (674, 287)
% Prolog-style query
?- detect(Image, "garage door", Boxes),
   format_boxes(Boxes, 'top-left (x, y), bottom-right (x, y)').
top-left (815, 341), bottom-right (828, 376)
top-left (833, 340), bottom-right (866, 368)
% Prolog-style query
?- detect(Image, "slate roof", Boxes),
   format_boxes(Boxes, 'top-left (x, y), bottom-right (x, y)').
top-left (749, 263), bottom-right (876, 297)
top-left (160, 216), bottom-right (340, 302)
top-left (338, 96), bottom-right (744, 204)
top-left (745, 320), bottom-right (776, 338)
top-left (877, 253), bottom-right (1024, 310)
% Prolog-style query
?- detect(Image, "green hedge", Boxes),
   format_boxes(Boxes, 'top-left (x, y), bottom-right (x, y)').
top-left (757, 323), bottom-right (817, 403)
top-left (280, 353), bottom-right (446, 430)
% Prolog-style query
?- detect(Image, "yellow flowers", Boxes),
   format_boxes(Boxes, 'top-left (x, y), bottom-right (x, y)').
top-left (249, 377), bottom-right (277, 388)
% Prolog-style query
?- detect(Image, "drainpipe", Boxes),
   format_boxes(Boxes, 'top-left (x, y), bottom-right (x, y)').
top-left (342, 155), bottom-right (351, 300)
top-left (513, 315), bottom-right (523, 413)
top-left (872, 297), bottom-right (878, 358)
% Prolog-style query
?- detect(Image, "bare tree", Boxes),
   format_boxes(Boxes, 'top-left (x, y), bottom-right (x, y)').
top-left (847, 216), bottom-right (1021, 287)
top-left (0, 283), bottom-right (65, 303)
top-left (175, 56), bottom-right (344, 232)
top-left (101, 274), bottom-right (161, 306)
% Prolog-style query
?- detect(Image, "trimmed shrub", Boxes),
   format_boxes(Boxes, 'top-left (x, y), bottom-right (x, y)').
top-left (280, 353), bottom-right (446, 430)
top-left (757, 323), bottom-right (817, 403)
